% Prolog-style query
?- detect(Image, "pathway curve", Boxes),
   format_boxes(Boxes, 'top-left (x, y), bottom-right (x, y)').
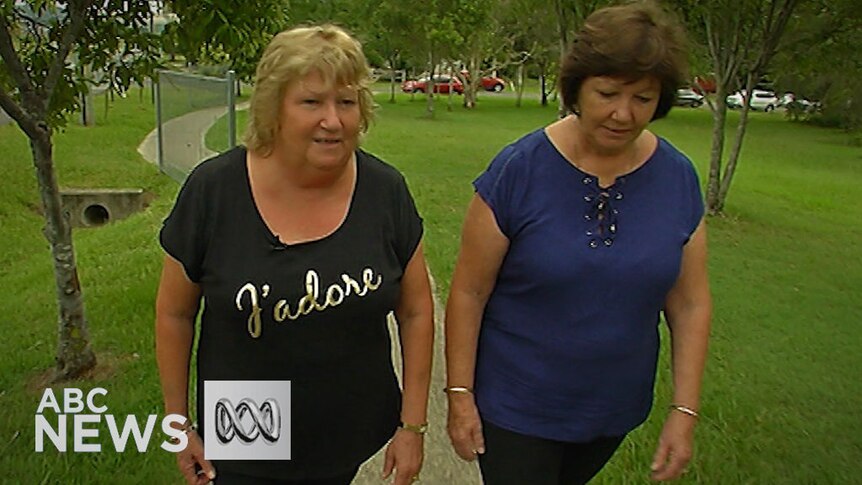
top-left (137, 107), bottom-right (480, 485)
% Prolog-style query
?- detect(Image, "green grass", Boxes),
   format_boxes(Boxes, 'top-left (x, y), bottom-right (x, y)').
top-left (0, 91), bottom-right (182, 483)
top-left (1, 91), bottom-right (860, 483)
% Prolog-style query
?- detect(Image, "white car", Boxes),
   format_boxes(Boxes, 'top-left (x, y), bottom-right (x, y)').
top-left (726, 89), bottom-right (779, 112)
top-left (674, 88), bottom-right (704, 107)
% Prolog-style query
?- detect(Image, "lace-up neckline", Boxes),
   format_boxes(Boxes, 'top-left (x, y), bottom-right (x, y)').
top-left (581, 176), bottom-right (626, 248)
top-left (541, 128), bottom-right (660, 249)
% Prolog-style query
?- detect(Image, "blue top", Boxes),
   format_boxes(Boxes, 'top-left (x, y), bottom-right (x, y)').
top-left (473, 129), bottom-right (704, 442)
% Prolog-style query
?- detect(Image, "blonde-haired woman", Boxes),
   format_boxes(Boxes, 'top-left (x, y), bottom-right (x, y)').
top-left (156, 25), bottom-right (433, 485)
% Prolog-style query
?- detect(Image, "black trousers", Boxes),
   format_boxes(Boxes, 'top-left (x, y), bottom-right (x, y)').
top-left (478, 420), bottom-right (626, 485)
top-left (212, 467), bottom-right (358, 485)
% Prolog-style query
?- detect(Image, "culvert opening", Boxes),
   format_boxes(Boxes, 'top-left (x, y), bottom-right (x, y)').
top-left (83, 204), bottom-right (110, 226)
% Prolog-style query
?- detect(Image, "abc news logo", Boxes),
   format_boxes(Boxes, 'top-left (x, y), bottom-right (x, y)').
top-left (34, 387), bottom-right (189, 453)
top-left (34, 381), bottom-right (291, 460)
top-left (204, 381), bottom-right (291, 460)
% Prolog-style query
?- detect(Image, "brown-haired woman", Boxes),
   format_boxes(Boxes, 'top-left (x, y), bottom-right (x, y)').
top-left (445, 3), bottom-right (711, 484)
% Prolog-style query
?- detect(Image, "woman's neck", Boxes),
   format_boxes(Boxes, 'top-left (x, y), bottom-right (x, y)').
top-left (549, 116), bottom-right (655, 187)
top-left (250, 148), bottom-right (356, 192)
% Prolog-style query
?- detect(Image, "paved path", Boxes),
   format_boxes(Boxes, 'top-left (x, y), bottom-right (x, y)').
top-left (137, 106), bottom-right (481, 485)
top-left (138, 104), bottom-right (244, 177)
top-left (0, 106), bottom-right (12, 126)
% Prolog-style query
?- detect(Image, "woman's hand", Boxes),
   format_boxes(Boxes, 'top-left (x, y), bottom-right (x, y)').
top-left (382, 429), bottom-right (424, 484)
top-left (446, 394), bottom-right (485, 461)
top-left (176, 430), bottom-right (216, 485)
top-left (650, 411), bottom-right (696, 481)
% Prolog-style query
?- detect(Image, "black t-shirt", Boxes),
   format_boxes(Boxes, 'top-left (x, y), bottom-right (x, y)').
top-left (160, 146), bottom-right (423, 479)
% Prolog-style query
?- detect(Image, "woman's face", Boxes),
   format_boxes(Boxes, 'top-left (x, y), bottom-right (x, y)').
top-left (276, 70), bottom-right (361, 170)
top-left (575, 75), bottom-right (661, 155)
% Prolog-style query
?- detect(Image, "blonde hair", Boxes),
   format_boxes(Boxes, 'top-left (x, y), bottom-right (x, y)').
top-left (243, 25), bottom-right (375, 155)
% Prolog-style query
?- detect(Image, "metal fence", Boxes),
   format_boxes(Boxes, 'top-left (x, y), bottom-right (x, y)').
top-left (154, 69), bottom-right (236, 182)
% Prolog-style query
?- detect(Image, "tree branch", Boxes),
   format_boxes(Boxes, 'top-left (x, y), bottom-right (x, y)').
top-left (42, 0), bottom-right (95, 101)
top-left (0, 12), bottom-right (36, 95)
top-left (15, 7), bottom-right (50, 44)
top-left (0, 86), bottom-right (40, 139)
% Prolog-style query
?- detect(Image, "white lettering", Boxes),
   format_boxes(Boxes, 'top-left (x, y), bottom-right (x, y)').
top-left (64, 388), bottom-right (84, 413)
top-left (87, 388), bottom-right (108, 413)
top-left (160, 414), bottom-right (189, 452)
top-left (105, 414), bottom-right (157, 452)
top-left (73, 415), bottom-right (101, 452)
top-left (36, 388), bottom-right (61, 414)
top-left (35, 414), bottom-right (65, 452)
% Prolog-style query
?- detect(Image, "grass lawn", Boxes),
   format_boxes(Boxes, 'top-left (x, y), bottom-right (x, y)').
top-left (0, 90), bottom-right (860, 483)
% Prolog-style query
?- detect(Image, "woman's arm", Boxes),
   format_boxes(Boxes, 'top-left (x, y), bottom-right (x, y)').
top-left (651, 220), bottom-right (712, 481)
top-left (445, 194), bottom-right (510, 461)
top-left (155, 255), bottom-right (214, 484)
top-left (383, 241), bottom-right (434, 485)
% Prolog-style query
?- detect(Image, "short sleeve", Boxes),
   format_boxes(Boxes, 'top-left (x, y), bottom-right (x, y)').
top-left (683, 158), bottom-right (705, 242)
top-left (159, 168), bottom-right (208, 282)
top-left (393, 174), bottom-right (423, 269)
top-left (473, 145), bottom-right (523, 238)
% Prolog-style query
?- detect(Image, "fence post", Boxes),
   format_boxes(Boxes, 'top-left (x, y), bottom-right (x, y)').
top-left (155, 69), bottom-right (165, 174)
top-left (227, 70), bottom-right (237, 149)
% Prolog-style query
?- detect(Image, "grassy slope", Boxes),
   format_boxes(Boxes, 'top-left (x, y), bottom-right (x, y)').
top-left (0, 92), bottom-right (181, 484)
top-left (0, 91), bottom-right (860, 483)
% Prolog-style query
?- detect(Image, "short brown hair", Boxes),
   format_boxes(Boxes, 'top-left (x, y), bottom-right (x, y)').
top-left (559, 1), bottom-right (688, 121)
top-left (244, 25), bottom-right (375, 155)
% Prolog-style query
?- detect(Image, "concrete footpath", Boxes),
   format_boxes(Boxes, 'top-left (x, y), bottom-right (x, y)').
top-left (137, 109), bottom-right (481, 485)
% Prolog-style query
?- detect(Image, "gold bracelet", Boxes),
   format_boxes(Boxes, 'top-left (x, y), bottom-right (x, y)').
top-left (168, 421), bottom-right (196, 445)
top-left (443, 386), bottom-right (473, 394)
top-left (399, 421), bottom-right (428, 435)
top-left (669, 404), bottom-right (699, 418)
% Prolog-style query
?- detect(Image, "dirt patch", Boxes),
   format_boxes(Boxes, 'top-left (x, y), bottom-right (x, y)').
top-left (25, 351), bottom-right (141, 395)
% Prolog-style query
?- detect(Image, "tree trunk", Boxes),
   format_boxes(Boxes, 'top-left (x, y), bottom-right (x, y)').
top-left (540, 66), bottom-right (548, 107)
top-left (706, 94), bottom-right (727, 215)
top-left (515, 63), bottom-right (525, 108)
top-left (388, 56), bottom-right (397, 104)
top-left (446, 66), bottom-right (454, 112)
top-left (462, 58), bottom-right (478, 110)
top-left (716, 75), bottom-right (757, 213)
top-left (555, 0), bottom-right (569, 119)
top-left (425, 56), bottom-right (435, 118)
top-left (30, 125), bottom-right (96, 381)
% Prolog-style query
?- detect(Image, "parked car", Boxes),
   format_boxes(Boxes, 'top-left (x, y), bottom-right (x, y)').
top-left (675, 88), bottom-right (704, 107)
top-left (401, 75), bottom-right (464, 94)
top-left (726, 89), bottom-right (779, 111)
top-left (479, 75), bottom-right (506, 92)
top-left (458, 70), bottom-right (506, 92)
top-left (694, 74), bottom-right (716, 94)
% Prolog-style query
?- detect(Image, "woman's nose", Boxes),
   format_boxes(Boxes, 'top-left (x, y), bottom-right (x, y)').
top-left (319, 101), bottom-right (342, 129)
top-left (611, 99), bottom-right (635, 122)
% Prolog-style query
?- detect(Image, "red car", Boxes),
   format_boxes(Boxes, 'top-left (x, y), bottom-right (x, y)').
top-left (479, 76), bottom-right (506, 92)
top-left (459, 70), bottom-right (506, 92)
top-left (401, 75), bottom-right (464, 94)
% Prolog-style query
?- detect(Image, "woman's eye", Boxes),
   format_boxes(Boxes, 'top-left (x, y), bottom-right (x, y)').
top-left (637, 96), bottom-right (653, 103)
top-left (339, 98), bottom-right (357, 105)
top-left (598, 91), bottom-right (615, 98)
top-left (303, 99), bottom-right (320, 105)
